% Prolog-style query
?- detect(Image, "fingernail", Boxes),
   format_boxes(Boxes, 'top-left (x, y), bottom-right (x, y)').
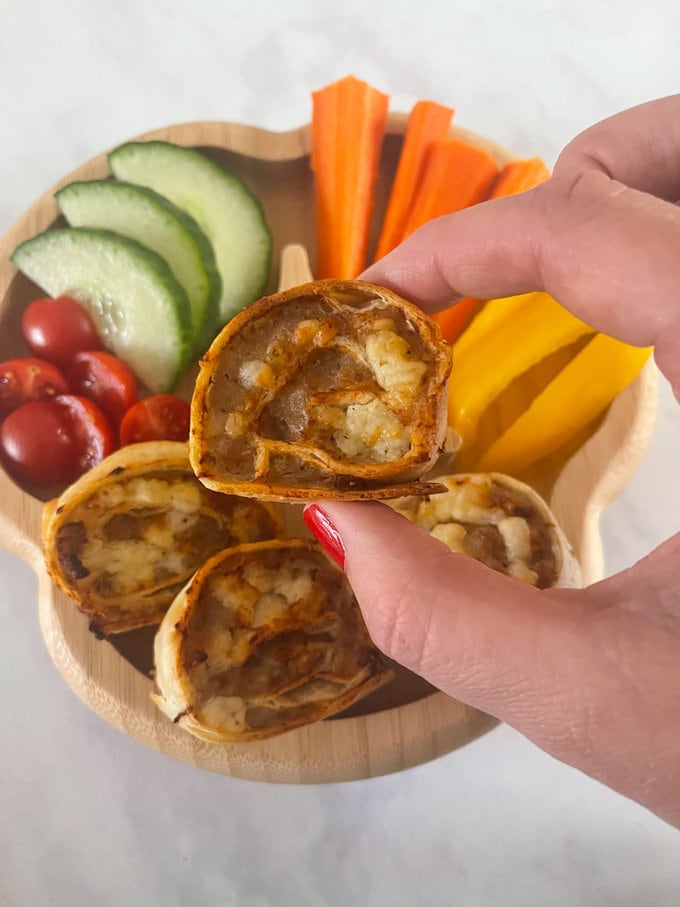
top-left (303, 504), bottom-right (346, 569)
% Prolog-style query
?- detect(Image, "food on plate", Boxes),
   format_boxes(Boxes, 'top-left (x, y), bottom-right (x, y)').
top-left (108, 141), bottom-right (272, 328)
top-left (0, 316), bottom-right (193, 491)
top-left (41, 441), bottom-right (284, 634)
top-left (0, 357), bottom-right (68, 421)
top-left (445, 291), bottom-right (652, 474)
top-left (398, 137), bottom-right (499, 243)
top-left (449, 292), bottom-right (594, 456)
top-left (0, 75), bottom-right (656, 780)
top-left (374, 99), bottom-right (454, 260)
top-left (119, 394), bottom-right (190, 446)
top-left (311, 75), bottom-right (389, 278)
top-left (474, 333), bottom-right (653, 476)
top-left (152, 538), bottom-right (392, 742)
top-left (309, 77), bottom-right (551, 340)
top-left (66, 351), bottom-right (138, 432)
top-left (491, 157), bottom-right (551, 197)
top-left (56, 179), bottom-right (221, 352)
top-left (190, 278), bottom-right (452, 502)
top-left (431, 158), bottom-right (551, 343)
top-left (22, 295), bottom-right (102, 367)
top-left (1, 394), bottom-right (115, 488)
top-left (11, 228), bottom-right (193, 394)
top-left (390, 472), bottom-right (580, 588)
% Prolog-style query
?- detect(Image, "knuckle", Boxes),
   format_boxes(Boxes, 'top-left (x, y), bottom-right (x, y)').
top-left (532, 168), bottom-right (623, 289)
top-left (543, 168), bottom-right (614, 226)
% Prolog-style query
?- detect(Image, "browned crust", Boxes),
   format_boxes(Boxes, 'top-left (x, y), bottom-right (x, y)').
top-left (193, 477), bottom-right (449, 503)
top-left (153, 538), bottom-right (394, 742)
top-left (86, 602), bottom-right (174, 637)
top-left (190, 279), bottom-right (452, 500)
top-left (41, 441), bottom-right (285, 634)
top-left (390, 472), bottom-right (581, 589)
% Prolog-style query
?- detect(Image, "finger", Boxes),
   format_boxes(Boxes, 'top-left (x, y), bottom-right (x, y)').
top-left (362, 173), bottom-right (680, 391)
top-left (315, 500), bottom-right (585, 724)
top-left (588, 530), bottom-right (680, 632)
top-left (313, 501), bottom-right (680, 824)
top-left (363, 94), bottom-right (680, 306)
top-left (362, 96), bottom-right (680, 392)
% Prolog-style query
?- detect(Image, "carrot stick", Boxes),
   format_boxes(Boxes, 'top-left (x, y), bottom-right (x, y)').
top-left (311, 75), bottom-right (389, 279)
top-left (434, 156), bottom-right (551, 344)
top-left (374, 100), bottom-right (454, 260)
top-left (490, 157), bottom-right (550, 198)
top-left (399, 138), bottom-right (499, 243)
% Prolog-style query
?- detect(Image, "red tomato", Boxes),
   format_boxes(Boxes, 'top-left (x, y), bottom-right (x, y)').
top-left (56, 395), bottom-right (116, 480)
top-left (67, 351), bottom-right (137, 431)
top-left (0, 401), bottom-right (78, 486)
top-left (119, 394), bottom-right (190, 446)
top-left (0, 395), bottom-right (115, 488)
top-left (0, 357), bottom-right (68, 421)
top-left (22, 295), bottom-right (102, 368)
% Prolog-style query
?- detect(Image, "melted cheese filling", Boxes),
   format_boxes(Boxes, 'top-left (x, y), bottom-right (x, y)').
top-left (200, 696), bottom-right (248, 733)
top-left (331, 324), bottom-right (424, 460)
top-left (77, 478), bottom-right (203, 593)
top-left (92, 476), bottom-right (203, 512)
top-left (364, 327), bottom-right (427, 407)
top-left (332, 398), bottom-right (410, 461)
top-left (82, 536), bottom-right (192, 591)
top-left (395, 476), bottom-right (542, 586)
top-left (227, 318), bottom-right (428, 466)
top-left (200, 562), bottom-right (315, 669)
top-left (185, 556), bottom-right (349, 733)
top-left (239, 359), bottom-right (274, 390)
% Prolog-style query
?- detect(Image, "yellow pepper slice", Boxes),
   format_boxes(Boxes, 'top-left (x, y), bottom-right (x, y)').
top-left (473, 333), bottom-right (652, 476)
top-left (448, 292), bottom-right (594, 449)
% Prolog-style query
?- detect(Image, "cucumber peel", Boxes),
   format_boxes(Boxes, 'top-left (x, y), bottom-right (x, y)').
top-left (56, 180), bottom-right (221, 352)
top-left (11, 228), bottom-right (193, 394)
top-left (109, 141), bottom-right (272, 326)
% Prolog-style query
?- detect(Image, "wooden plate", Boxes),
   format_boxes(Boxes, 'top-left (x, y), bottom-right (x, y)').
top-left (0, 116), bottom-right (657, 782)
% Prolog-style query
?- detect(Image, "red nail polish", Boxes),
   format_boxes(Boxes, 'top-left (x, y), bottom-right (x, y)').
top-left (303, 504), bottom-right (346, 569)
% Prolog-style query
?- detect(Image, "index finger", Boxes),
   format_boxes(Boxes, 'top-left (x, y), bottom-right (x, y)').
top-left (362, 96), bottom-right (680, 391)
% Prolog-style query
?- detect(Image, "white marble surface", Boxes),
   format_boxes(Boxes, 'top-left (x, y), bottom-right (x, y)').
top-left (2, 2), bottom-right (680, 904)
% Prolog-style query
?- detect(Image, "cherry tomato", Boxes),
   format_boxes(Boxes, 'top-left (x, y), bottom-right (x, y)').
top-left (0, 395), bottom-right (115, 488)
top-left (0, 401), bottom-right (78, 486)
top-left (119, 394), bottom-right (190, 446)
top-left (22, 295), bottom-right (102, 368)
top-left (67, 351), bottom-right (137, 431)
top-left (0, 357), bottom-right (68, 421)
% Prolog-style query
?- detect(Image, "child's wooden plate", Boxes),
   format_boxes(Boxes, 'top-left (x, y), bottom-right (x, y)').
top-left (0, 116), bottom-right (657, 782)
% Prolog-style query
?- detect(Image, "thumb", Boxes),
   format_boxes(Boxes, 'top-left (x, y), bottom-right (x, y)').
top-left (306, 502), bottom-right (680, 825)
top-left (306, 500), bottom-right (586, 727)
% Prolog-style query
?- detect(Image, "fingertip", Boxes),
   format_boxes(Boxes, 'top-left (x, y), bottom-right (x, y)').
top-left (360, 195), bottom-right (546, 311)
top-left (361, 222), bottom-right (464, 312)
top-left (302, 502), bottom-right (345, 568)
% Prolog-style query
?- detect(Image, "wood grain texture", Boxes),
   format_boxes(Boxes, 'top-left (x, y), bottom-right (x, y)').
top-left (0, 118), bottom-right (657, 782)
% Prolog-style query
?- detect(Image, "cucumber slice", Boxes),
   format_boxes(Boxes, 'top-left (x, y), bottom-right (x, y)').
top-left (109, 141), bottom-right (272, 326)
top-left (11, 228), bottom-right (192, 394)
top-left (56, 180), bottom-right (221, 351)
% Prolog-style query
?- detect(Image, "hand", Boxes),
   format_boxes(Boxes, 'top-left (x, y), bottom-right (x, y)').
top-left (303, 96), bottom-right (680, 828)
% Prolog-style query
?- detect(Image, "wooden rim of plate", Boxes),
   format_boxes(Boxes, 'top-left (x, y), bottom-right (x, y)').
top-left (0, 118), bottom-right (658, 782)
